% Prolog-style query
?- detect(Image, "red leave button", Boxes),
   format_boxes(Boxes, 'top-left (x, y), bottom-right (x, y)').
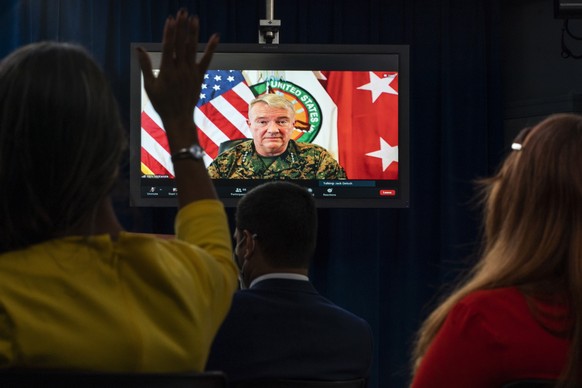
top-left (379, 189), bottom-right (396, 196)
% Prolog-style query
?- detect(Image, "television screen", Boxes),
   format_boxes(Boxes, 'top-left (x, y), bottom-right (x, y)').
top-left (129, 43), bottom-right (409, 208)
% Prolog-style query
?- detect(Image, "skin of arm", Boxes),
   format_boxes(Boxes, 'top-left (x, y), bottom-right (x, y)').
top-left (136, 10), bottom-right (218, 209)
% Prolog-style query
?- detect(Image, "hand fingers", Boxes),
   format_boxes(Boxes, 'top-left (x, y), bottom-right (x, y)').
top-left (185, 15), bottom-right (200, 65)
top-left (173, 8), bottom-right (188, 61)
top-left (136, 47), bottom-right (155, 90)
top-left (160, 16), bottom-right (175, 70)
top-left (198, 33), bottom-right (220, 75)
top-left (198, 33), bottom-right (220, 72)
top-left (156, 9), bottom-right (218, 81)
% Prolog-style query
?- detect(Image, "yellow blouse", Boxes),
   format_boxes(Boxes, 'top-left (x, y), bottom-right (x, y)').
top-left (0, 200), bottom-right (238, 372)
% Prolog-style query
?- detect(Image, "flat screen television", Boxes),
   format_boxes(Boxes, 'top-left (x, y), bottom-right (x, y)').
top-left (129, 43), bottom-right (409, 208)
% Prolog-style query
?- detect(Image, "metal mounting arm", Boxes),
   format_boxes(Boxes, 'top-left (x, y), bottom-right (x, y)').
top-left (259, 0), bottom-right (280, 44)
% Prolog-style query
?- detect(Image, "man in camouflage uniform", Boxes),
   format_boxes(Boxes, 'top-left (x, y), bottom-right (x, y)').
top-left (207, 94), bottom-right (347, 179)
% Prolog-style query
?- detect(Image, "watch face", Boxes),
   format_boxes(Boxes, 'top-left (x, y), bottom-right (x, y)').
top-left (189, 144), bottom-right (204, 159)
top-left (171, 144), bottom-right (204, 162)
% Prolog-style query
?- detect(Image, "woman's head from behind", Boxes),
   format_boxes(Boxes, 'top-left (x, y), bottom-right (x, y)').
top-left (0, 42), bottom-right (126, 252)
top-left (412, 113), bottom-right (582, 378)
top-left (482, 113), bottom-right (582, 288)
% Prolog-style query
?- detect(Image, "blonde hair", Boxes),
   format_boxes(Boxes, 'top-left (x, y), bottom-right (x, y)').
top-left (412, 113), bottom-right (582, 387)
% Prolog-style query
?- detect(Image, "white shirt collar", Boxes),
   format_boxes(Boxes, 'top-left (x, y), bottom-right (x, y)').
top-left (249, 273), bottom-right (309, 289)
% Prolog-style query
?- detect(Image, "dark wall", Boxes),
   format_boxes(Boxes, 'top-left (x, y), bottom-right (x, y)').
top-left (502, 0), bottom-right (582, 143)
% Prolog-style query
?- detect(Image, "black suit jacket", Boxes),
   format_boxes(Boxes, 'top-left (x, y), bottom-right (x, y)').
top-left (205, 278), bottom-right (373, 382)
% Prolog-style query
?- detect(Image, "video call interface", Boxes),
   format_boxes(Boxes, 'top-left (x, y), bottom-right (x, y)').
top-left (133, 46), bottom-right (407, 208)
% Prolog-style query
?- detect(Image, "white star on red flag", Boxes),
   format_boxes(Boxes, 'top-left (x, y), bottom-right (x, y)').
top-left (356, 72), bottom-right (398, 103)
top-left (366, 137), bottom-right (398, 171)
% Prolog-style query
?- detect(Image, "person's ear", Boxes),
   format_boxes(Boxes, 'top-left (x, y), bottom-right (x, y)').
top-left (240, 229), bottom-right (256, 260)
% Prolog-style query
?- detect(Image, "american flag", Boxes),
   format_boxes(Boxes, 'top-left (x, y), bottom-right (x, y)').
top-left (195, 70), bottom-right (255, 160)
top-left (140, 69), bottom-right (255, 176)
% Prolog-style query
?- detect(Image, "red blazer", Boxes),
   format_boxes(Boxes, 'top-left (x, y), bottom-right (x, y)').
top-left (412, 287), bottom-right (569, 387)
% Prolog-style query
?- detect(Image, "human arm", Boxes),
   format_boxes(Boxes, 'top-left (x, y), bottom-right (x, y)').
top-left (317, 149), bottom-right (347, 179)
top-left (206, 158), bottom-right (222, 179)
top-left (136, 9), bottom-right (217, 209)
top-left (207, 147), bottom-right (244, 179)
top-left (135, 11), bottom-right (238, 322)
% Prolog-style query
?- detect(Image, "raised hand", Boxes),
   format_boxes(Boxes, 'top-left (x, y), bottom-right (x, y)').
top-left (135, 9), bottom-right (220, 207)
top-left (136, 9), bottom-right (219, 148)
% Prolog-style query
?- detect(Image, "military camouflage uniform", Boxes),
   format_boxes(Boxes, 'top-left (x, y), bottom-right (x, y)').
top-left (207, 139), bottom-right (347, 179)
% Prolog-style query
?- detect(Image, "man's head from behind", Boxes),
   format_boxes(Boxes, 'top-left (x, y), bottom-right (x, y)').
top-left (234, 181), bottom-right (317, 285)
top-left (247, 94), bottom-right (296, 157)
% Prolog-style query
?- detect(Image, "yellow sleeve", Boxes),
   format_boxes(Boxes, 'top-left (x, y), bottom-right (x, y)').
top-left (175, 200), bottom-right (233, 269)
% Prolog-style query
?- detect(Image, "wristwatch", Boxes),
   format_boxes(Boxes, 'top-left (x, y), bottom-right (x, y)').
top-left (171, 143), bottom-right (205, 162)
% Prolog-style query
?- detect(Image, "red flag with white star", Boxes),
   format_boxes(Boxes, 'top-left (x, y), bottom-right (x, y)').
top-left (321, 71), bottom-right (398, 180)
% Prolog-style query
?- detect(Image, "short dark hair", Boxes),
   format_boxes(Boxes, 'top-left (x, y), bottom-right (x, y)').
top-left (0, 42), bottom-right (126, 252)
top-left (235, 181), bottom-right (317, 268)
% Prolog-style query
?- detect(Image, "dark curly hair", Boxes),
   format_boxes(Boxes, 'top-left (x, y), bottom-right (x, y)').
top-left (235, 181), bottom-right (317, 268)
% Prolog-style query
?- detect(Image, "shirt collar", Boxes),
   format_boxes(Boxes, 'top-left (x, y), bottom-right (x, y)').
top-left (249, 272), bottom-right (309, 289)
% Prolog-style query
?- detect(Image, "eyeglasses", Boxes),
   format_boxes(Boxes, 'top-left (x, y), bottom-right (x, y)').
top-left (511, 126), bottom-right (533, 151)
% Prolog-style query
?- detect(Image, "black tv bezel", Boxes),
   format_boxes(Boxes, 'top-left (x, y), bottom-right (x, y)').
top-left (129, 43), bottom-right (410, 208)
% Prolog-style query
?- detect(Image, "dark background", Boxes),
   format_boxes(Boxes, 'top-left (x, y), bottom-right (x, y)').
top-left (1, 0), bottom-right (579, 386)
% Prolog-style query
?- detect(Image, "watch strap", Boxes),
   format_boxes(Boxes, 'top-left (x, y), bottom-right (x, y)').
top-left (171, 144), bottom-right (204, 162)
